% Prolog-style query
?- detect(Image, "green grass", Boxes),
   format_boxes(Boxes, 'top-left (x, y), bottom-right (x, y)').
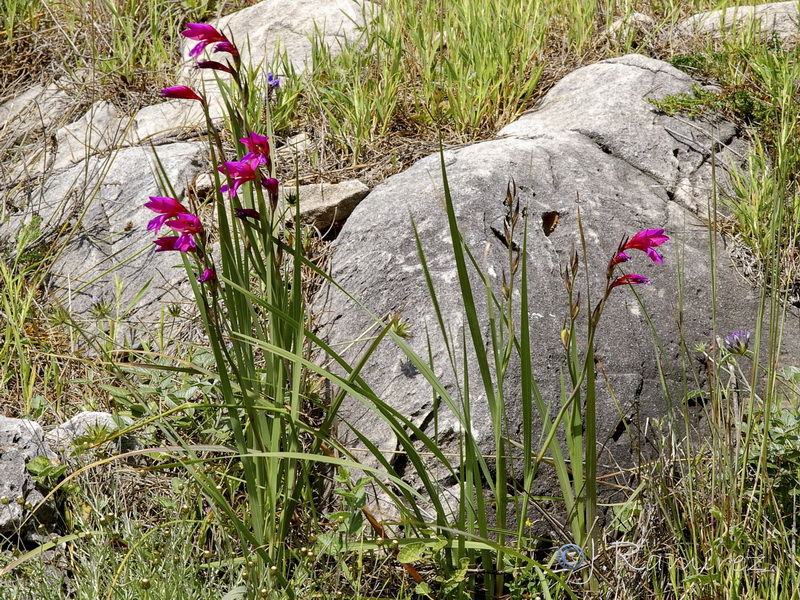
top-left (3, 0), bottom-right (800, 598)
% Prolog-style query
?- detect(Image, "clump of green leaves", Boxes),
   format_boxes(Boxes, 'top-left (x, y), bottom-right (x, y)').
top-left (649, 82), bottom-right (772, 125)
top-left (26, 456), bottom-right (68, 489)
top-left (743, 393), bottom-right (800, 526)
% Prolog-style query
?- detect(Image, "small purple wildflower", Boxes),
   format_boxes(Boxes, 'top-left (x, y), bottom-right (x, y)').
top-left (267, 73), bottom-right (280, 89)
top-left (724, 330), bottom-right (751, 355)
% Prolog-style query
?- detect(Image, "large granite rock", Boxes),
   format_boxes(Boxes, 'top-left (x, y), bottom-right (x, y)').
top-left (315, 54), bottom-right (800, 527)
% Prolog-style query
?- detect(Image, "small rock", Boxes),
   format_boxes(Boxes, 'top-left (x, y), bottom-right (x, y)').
top-left (193, 172), bottom-right (215, 195)
top-left (277, 133), bottom-right (314, 161)
top-left (46, 411), bottom-right (136, 454)
top-left (605, 12), bottom-right (657, 46)
top-left (292, 179), bottom-right (369, 229)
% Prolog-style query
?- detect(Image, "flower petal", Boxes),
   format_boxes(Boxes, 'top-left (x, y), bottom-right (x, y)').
top-left (644, 247), bottom-right (664, 264)
top-left (147, 214), bottom-right (171, 234)
top-left (153, 236), bottom-right (179, 252)
top-left (160, 86), bottom-right (204, 103)
top-left (144, 196), bottom-right (188, 215)
top-left (166, 214), bottom-right (203, 234)
top-left (181, 23), bottom-right (227, 43)
top-left (611, 274), bottom-right (650, 288)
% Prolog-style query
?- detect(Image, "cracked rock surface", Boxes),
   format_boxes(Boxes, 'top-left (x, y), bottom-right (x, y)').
top-left (315, 54), bottom-right (800, 528)
top-left (0, 142), bottom-right (209, 345)
top-left (0, 417), bottom-right (57, 539)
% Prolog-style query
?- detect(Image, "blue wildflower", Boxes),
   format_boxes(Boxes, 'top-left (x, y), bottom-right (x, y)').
top-left (724, 330), bottom-right (751, 355)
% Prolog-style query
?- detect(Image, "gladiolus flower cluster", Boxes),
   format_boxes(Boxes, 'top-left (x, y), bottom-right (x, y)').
top-left (145, 196), bottom-right (203, 253)
top-left (145, 22), bottom-right (281, 287)
top-left (607, 228), bottom-right (669, 289)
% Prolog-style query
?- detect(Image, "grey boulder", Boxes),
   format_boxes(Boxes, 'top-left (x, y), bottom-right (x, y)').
top-left (315, 54), bottom-right (798, 525)
top-left (0, 142), bottom-right (209, 343)
top-left (677, 1), bottom-right (800, 48)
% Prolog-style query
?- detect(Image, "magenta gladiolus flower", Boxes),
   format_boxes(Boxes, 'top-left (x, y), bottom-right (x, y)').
top-left (195, 60), bottom-right (233, 74)
top-left (198, 268), bottom-right (216, 283)
top-left (264, 177), bottom-right (279, 199)
top-left (213, 41), bottom-right (239, 59)
top-left (182, 23), bottom-right (229, 58)
top-left (153, 236), bottom-right (178, 252)
top-left (161, 86), bottom-right (204, 103)
top-left (239, 132), bottom-right (271, 164)
top-left (217, 156), bottom-right (263, 198)
top-left (154, 234), bottom-right (197, 253)
top-left (144, 196), bottom-right (190, 234)
top-left (165, 214), bottom-right (202, 252)
top-left (611, 274), bottom-right (650, 288)
top-left (608, 251), bottom-right (630, 269)
top-left (166, 213), bottom-right (203, 234)
top-left (153, 236), bottom-right (196, 253)
top-left (623, 229), bottom-right (670, 264)
top-left (235, 207), bottom-right (261, 220)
